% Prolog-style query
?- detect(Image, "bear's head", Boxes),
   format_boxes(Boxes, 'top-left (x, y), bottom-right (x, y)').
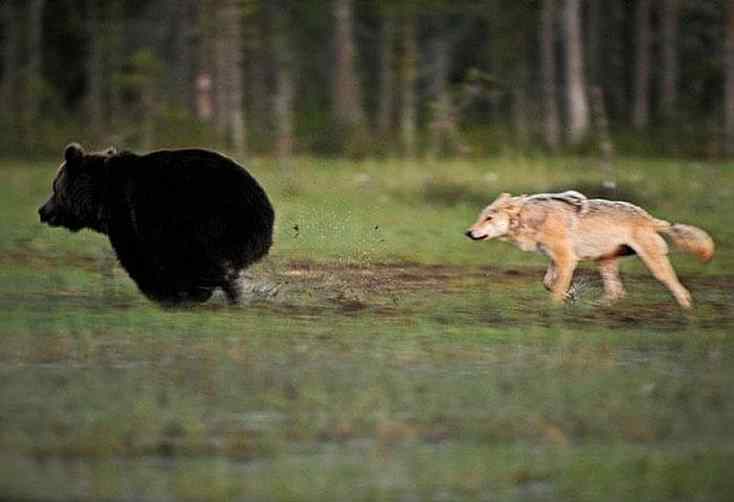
top-left (38, 143), bottom-right (117, 234)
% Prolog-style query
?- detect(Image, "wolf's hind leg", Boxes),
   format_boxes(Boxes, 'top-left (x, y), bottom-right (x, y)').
top-left (598, 257), bottom-right (625, 303)
top-left (631, 232), bottom-right (692, 308)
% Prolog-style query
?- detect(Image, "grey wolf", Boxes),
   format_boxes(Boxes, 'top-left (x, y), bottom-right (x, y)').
top-left (39, 143), bottom-right (274, 305)
top-left (465, 191), bottom-right (714, 308)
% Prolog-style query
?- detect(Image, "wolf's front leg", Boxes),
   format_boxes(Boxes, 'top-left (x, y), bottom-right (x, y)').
top-left (550, 253), bottom-right (578, 303)
top-left (543, 262), bottom-right (558, 291)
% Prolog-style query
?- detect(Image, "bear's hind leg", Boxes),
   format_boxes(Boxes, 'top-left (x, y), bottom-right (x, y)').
top-left (221, 278), bottom-right (242, 305)
top-left (188, 286), bottom-right (215, 304)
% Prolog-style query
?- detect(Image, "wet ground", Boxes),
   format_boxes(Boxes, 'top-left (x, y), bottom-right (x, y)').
top-left (239, 259), bottom-right (734, 330)
top-left (2, 157), bottom-right (733, 500)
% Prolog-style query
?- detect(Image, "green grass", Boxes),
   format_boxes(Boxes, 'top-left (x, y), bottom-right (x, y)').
top-left (1, 155), bottom-right (733, 501)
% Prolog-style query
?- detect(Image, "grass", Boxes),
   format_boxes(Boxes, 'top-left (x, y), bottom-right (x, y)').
top-left (0, 154), bottom-right (733, 501)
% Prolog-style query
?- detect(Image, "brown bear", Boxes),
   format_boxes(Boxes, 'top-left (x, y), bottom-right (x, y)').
top-left (39, 143), bottom-right (275, 305)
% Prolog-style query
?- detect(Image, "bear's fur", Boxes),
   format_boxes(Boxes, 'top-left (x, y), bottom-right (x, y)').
top-left (39, 143), bottom-right (275, 305)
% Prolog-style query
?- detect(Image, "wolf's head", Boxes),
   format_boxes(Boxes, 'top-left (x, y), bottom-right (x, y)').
top-left (465, 192), bottom-right (522, 241)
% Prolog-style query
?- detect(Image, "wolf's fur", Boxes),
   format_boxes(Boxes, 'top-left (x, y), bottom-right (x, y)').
top-left (466, 191), bottom-right (714, 308)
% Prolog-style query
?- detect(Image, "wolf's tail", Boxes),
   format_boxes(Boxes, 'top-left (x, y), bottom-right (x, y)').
top-left (656, 220), bottom-right (715, 263)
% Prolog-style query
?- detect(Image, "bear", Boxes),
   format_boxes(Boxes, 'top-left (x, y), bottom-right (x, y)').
top-left (38, 143), bottom-right (275, 306)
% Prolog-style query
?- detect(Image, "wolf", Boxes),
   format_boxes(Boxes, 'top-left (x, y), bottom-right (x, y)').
top-left (465, 191), bottom-right (714, 308)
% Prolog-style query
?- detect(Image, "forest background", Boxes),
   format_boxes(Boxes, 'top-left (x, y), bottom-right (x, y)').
top-left (1, 0), bottom-right (732, 160)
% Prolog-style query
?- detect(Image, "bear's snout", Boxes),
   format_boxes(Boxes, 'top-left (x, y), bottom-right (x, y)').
top-left (38, 205), bottom-right (49, 223)
top-left (39, 201), bottom-right (56, 225)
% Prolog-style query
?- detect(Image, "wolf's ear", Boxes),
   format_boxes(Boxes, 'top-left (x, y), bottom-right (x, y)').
top-left (64, 143), bottom-right (85, 164)
top-left (493, 192), bottom-right (512, 204)
top-left (504, 195), bottom-right (526, 216)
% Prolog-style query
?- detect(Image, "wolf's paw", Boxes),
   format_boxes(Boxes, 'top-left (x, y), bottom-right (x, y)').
top-left (598, 288), bottom-right (625, 305)
top-left (675, 290), bottom-right (692, 309)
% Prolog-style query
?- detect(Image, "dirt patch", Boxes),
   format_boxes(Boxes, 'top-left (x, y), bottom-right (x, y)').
top-left (255, 260), bottom-right (734, 328)
top-left (278, 259), bottom-right (539, 295)
top-left (8, 251), bottom-right (732, 329)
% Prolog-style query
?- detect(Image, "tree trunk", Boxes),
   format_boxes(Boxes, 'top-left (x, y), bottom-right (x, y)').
top-left (170, 0), bottom-right (198, 113)
top-left (245, 5), bottom-right (269, 135)
top-left (511, 31), bottom-right (529, 148)
top-left (1, 1), bottom-right (20, 129)
top-left (633, 0), bottom-right (652, 130)
top-left (399, 11), bottom-right (417, 158)
top-left (196, 0), bottom-right (215, 123)
top-left (377, 11), bottom-right (396, 142)
top-left (107, 1), bottom-right (125, 124)
top-left (215, 0), bottom-right (246, 156)
top-left (541, 0), bottom-right (561, 151)
top-left (586, 0), bottom-right (602, 87)
top-left (428, 23), bottom-right (452, 158)
top-left (590, 86), bottom-right (616, 190)
top-left (604, 1), bottom-right (627, 120)
top-left (86, 0), bottom-right (104, 137)
top-left (563, 0), bottom-right (589, 145)
top-left (271, 1), bottom-right (295, 164)
top-left (214, 4), bottom-right (229, 140)
top-left (659, 0), bottom-right (679, 122)
top-left (227, 2), bottom-right (246, 158)
top-left (25, 0), bottom-right (46, 136)
top-left (485, 13), bottom-right (501, 123)
top-left (511, 86), bottom-right (529, 149)
top-left (725, 0), bottom-right (734, 156)
top-left (333, 0), bottom-right (365, 130)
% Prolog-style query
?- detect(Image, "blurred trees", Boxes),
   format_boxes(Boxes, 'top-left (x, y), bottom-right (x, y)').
top-left (726, 0), bottom-right (734, 155)
top-left (0, 0), bottom-right (732, 158)
top-left (269, 0), bottom-right (295, 164)
top-left (214, 0), bottom-right (246, 156)
top-left (1, 2), bottom-right (19, 127)
top-left (333, 0), bottom-right (367, 153)
top-left (376, 5), bottom-right (396, 145)
top-left (25, 0), bottom-right (46, 138)
top-left (399, 6), bottom-right (418, 158)
top-left (633, 0), bottom-right (652, 130)
top-left (659, 0), bottom-right (680, 122)
top-left (563, 0), bottom-right (590, 145)
top-left (541, 0), bottom-right (561, 151)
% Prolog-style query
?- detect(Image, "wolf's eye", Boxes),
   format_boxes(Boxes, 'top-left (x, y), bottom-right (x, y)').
top-left (484, 215), bottom-right (493, 222)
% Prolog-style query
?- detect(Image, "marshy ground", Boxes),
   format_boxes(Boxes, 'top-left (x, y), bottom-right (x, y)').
top-left (1, 156), bottom-right (733, 501)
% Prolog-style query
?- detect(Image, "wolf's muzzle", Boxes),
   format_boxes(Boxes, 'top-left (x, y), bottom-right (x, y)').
top-left (465, 230), bottom-right (486, 241)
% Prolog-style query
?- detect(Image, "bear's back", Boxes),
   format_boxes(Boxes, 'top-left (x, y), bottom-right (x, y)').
top-left (105, 148), bottom-right (274, 279)
top-left (111, 148), bottom-right (272, 221)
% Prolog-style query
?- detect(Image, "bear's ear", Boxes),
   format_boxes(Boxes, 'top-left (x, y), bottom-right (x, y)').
top-left (64, 143), bottom-right (85, 164)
